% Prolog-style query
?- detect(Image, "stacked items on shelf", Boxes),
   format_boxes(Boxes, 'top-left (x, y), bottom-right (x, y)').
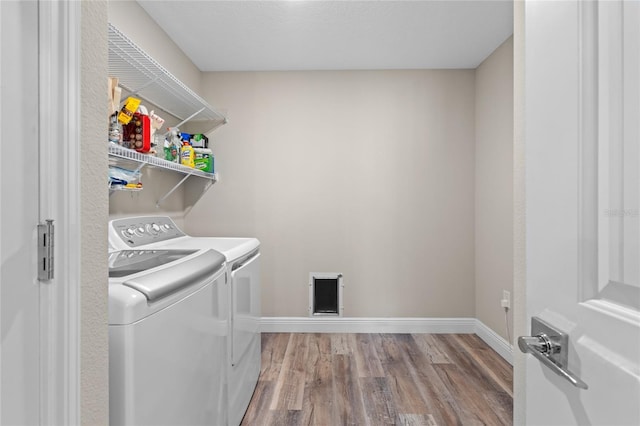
top-left (108, 78), bottom-right (166, 155)
top-left (108, 77), bottom-right (166, 191)
top-left (108, 79), bottom-right (215, 193)
top-left (168, 129), bottom-right (214, 173)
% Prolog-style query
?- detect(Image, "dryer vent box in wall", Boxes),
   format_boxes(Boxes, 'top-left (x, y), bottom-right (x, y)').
top-left (309, 273), bottom-right (343, 317)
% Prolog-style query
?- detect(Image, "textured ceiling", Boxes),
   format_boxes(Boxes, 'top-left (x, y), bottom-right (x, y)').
top-left (137, 0), bottom-right (513, 71)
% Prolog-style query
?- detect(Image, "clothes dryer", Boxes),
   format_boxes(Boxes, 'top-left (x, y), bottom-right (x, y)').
top-left (109, 216), bottom-right (261, 426)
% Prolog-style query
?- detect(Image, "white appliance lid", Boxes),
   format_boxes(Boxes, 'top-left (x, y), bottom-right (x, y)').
top-left (109, 249), bottom-right (225, 302)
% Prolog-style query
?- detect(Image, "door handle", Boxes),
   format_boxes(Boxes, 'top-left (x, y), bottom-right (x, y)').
top-left (518, 317), bottom-right (588, 390)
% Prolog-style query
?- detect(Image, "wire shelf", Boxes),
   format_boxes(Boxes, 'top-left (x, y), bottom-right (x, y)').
top-left (108, 144), bottom-right (217, 181)
top-left (108, 23), bottom-right (227, 127)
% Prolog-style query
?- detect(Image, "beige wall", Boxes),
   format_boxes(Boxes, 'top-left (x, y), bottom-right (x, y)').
top-left (81, 1), bottom-right (109, 424)
top-left (187, 70), bottom-right (476, 317)
top-left (474, 37), bottom-right (514, 341)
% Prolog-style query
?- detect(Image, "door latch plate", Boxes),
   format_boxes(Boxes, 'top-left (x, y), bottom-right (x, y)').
top-left (531, 316), bottom-right (568, 369)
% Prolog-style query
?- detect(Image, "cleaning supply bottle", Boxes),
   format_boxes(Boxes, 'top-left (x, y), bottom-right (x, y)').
top-left (167, 127), bottom-right (182, 162)
top-left (180, 143), bottom-right (195, 168)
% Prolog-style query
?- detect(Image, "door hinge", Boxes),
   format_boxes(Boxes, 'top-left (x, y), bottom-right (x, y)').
top-left (38, 219), bottom-right (54, 281)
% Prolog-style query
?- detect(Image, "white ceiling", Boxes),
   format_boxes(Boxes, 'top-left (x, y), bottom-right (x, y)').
top-left (137, 0), bottom-right (513, 72)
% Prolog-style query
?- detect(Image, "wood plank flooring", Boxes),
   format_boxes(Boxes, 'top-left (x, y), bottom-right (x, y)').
top-left (241, 333), bottom-right (513, 426)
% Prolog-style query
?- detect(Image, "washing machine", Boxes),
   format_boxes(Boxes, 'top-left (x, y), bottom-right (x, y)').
top-left (109, 248), bottom-right (228, 426)
top-left (108, 216), bottom-right (261, 426)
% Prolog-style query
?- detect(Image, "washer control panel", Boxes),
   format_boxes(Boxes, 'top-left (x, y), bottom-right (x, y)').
top-left (109, 216), bottom-right (186, 248)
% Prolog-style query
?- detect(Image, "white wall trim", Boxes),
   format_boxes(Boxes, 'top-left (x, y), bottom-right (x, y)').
top-left (38, 0), bottom-right (81, 423)
top-left (474, 319), bottom-right (514, 365)
top-left (260, 317), bottom-right (513, 364)
top-left (261, 316), bottom-right (477, 334)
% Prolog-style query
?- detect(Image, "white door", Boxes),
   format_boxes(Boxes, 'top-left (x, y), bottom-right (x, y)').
top-left (0, 0), bottom-right (42, 424)
top-left (523, 0), bottom-right (640, 424)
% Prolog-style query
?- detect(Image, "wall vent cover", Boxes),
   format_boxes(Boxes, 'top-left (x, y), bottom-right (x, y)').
top-left (309, 273), bottom-right (343, 317)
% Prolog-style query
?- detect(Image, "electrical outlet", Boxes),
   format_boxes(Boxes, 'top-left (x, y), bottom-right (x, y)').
top-left (501, 290), bottom-right (511, 309)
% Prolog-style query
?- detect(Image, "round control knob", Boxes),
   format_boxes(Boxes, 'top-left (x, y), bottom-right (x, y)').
top-left (122, 227), bottom-right (136, 239)
top-left (147, 223), bottom-right (161, 235)
top-left (134, 226), bottom-right (145, 237)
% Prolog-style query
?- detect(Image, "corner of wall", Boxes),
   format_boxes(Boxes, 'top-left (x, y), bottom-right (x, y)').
top-left (81, 1), bottom-right (109, 424)
top-left (474, 35), bottom-right (515, 344)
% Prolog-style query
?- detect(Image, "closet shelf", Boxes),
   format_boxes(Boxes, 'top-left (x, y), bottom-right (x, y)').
top-left (108, 145), bottom-right (217, 207)
top-left (108, 23), bottom-right (227, 129)
top-left (109, 144), bottom-right (217, 180)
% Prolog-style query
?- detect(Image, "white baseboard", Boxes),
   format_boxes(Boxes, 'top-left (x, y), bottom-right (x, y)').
top-left (260, 316), bottom-right (513, 365)
top-left (474, 319), bottom-right (514, 365)
top-left (260, 316), bottom-right (476, 334)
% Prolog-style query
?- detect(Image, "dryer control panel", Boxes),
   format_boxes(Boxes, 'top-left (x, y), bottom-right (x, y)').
top-left (109, 216), bottom-right (186, 248)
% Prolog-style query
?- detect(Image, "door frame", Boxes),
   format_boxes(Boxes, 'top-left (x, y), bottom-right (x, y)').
top-left (513, 1), bottom-right (526, 424)
top-left (38, 1), bottom-right (81, 423)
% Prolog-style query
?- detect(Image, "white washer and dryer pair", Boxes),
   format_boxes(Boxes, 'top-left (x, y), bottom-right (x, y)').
top-left (108, 216), bottom-right (261, 426)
